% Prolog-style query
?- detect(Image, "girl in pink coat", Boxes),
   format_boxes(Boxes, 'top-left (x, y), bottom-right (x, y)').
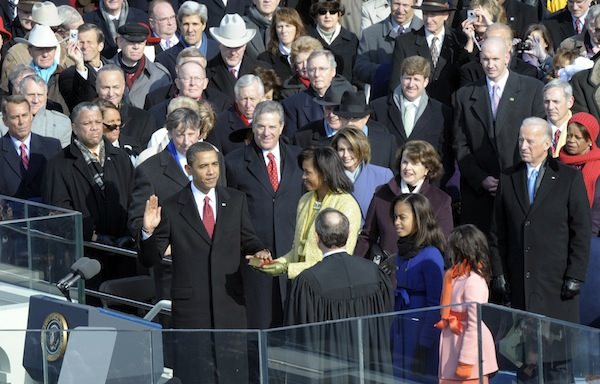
top-left (435, 224), bottom-right (498, 383)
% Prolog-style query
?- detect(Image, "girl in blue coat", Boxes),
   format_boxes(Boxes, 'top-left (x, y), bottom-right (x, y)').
top-left (391, 193), bottom-right (445, 382)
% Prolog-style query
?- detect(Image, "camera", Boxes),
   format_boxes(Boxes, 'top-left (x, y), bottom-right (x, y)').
top-left (515, 41), bottom-right (532, 52)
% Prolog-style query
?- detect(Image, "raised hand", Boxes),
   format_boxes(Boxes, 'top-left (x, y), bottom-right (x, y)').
top-left (142, 195), bottom-right (161, 236)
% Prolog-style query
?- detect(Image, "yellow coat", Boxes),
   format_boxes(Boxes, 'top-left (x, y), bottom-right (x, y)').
top-left (282, 191), bottom-right (362, 278)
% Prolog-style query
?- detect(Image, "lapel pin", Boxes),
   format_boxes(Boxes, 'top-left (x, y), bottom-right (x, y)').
top-left (221, 202), bottom-right (226, 207)
top-left (551, 176), bottom-right (556, 180)
top-left (509, 97), bottom-right (514, 102)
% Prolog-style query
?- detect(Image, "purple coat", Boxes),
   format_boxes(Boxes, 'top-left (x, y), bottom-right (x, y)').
top-left (355, 176), bottom-right (453, 257)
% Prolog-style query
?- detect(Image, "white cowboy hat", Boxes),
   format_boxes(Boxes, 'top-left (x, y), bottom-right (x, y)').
top-left (209, 14), bottom-right (256, 48)
top-left (14, 24), bottom-right (59, 48)
top-left (32, 1), bottom-right (63, 27)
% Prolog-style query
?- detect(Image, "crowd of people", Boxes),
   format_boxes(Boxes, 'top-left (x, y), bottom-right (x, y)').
top-left (0, 0), bottom-right (599, 381)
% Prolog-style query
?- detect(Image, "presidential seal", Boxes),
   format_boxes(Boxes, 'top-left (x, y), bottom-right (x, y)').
top-left (41, 312), bottom-right (68, 362)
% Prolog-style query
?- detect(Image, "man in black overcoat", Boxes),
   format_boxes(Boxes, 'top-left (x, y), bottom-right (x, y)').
top-left (453, 37), bottom-right (544, 234)
top-left (140, 141), bottom-right (269, 383)
top-left (225, 100), bottom-right (304, 329)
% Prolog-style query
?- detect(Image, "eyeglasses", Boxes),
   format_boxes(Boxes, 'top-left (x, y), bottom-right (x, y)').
top-left (103, 123), bottom-right (121, 131)
top-left (317, 8), bottom-right (340, 15)
top-left (179, 76), bottom-right (205, 84)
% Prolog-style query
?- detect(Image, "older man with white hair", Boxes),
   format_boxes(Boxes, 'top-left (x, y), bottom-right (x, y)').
top-left (156, 1), bottom-right (219, 79)
top-left (17, 75), bottom-right (71, 147)
top-left (215, 74), bottom-right (266, 155)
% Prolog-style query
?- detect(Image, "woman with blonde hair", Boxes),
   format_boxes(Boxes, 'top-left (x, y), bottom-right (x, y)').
top-left (137, 97), bottom-right (217, 165)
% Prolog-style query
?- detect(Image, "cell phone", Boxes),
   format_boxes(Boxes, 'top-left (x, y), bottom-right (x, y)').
top-left (69, 29), bottom-right (78, 43)
top-left (467, 10), bottom-right (476, 21)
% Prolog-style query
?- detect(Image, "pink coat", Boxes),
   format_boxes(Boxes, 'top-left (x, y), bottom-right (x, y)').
top-left (438, 273), bottom-right (498, 380)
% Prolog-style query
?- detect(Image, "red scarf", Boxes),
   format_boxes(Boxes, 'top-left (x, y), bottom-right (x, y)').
top-left (125, 56), bottom-right (146, 90)
top-left (558, 146), bottom-right (600, 207)
top-left (234, 104), bottom-right (251, 127)
top-left (298, 74), bottom-right (311, 89)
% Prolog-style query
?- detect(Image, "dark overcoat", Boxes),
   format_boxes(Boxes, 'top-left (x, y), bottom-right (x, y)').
top-left (490, 158), bottom-right (591, 323)
top-left (453, 72), bottom-right (545, 232)
top-left (0, 133), bottom-right (61, 200)
top-left (225, 141), bottom-right (304, 328)
top-left (41, 139), bottom-right (134, 241)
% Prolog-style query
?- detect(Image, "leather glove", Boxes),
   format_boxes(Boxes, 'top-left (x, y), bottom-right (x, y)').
top-left (492, 274), bottom-right (511, 304)
top-left (455, 362), bottom-right (474, 379)
top-left (561, 278), bottom-right (582, 300)
top-left (411, 344), bottom-right (429, 375)
top-left (258, 259), bottom-right (288, 276)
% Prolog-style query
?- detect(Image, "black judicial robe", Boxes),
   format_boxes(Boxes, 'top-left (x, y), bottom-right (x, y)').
top-left (283, 252), bottom-right (394, 383)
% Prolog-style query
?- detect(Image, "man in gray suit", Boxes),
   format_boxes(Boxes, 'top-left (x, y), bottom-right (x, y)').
top-left (354, 0), bottom-right (423, 86)
top-left (0, 75), bottom-right (72, 148)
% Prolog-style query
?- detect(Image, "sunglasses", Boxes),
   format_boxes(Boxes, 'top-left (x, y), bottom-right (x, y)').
top-left (317, 8), bottom-right (340, 15)
top-left (103, 123), bottom-right (121, 131)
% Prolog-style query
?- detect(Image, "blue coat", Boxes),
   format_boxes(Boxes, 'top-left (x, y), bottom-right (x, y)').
top-left (392, 245), bottom-right (444, 382)
top-left (352, 164), bottom-right (393, 223)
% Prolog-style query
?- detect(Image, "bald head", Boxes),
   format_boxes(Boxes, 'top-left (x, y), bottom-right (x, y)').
top-left (315, 208), bottom-right (350, 250)
top-left (485, 23), bottom-right (514, 53)
top-left (480, 36), bottom-right (510, 82)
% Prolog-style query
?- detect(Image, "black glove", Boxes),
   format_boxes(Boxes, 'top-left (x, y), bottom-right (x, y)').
top-left (561, 278), bottom-right (582, 300)
top-left (492, 274), bottom-right (511, 305)
top-left (411, 344), bottom-right (429, 375)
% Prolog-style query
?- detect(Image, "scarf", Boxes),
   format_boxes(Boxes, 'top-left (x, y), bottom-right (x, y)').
top-left (74, 139), bottom-right (106, 191)
top-left (119, 54), bottom-right (145, 89)
top-left (32, 61), bottom-right (58, 84)
top-left (558, 146), bottom-right (600, 207)
top-left (316, 24), bottom-right (341, 45)
top-left (297, 74), bottom-right (311, 88)
top-left (396, 234), bottom-right (419, 260)
top-left (434, 260), bottom-right (474, 335)
top-left (100, 0), bottom-right (129, 44)
top-left (234, 104), bottom-right (252, 127)
top-left (247, 6), bottom-right (271, 46)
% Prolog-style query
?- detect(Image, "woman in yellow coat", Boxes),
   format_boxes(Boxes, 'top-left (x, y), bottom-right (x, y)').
top-left (250, 146), bottom-right (362, 278)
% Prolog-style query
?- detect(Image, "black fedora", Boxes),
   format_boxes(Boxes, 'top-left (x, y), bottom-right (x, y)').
top-left (413, 0), bottom-right (456, 12)
top-left (335, 91), bottom-right (373, 119)
top-left (313, 84), bottom-right (352, 107)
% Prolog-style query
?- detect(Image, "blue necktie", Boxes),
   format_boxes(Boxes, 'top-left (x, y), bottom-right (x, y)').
top-left (528, 169), bottom-right (538, 204)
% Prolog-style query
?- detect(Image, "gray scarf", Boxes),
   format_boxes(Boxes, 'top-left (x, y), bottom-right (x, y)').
top-left (247, 6), bottom-right (272, 46)
top-left (74, 139), bottom-right (106, 191)
top-left (100, 0), bottom-right (130, 44)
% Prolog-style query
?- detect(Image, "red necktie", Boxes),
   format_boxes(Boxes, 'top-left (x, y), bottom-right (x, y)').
top-left (553, 129), bottom-right (561, 154)
top-left (267, 152), bottom-right (279, 191)
top-left (230, 68), bottom-right (237, 78)
top-left (575, 19), bottom-right (582, 34)
top-left (203, 196), bottom-right (215, 239)
top-left (20, 143), bottom-right (29, 170)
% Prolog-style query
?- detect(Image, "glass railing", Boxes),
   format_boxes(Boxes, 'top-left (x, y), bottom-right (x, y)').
top-left (3, 298), bottom-right (598, 383)
top-left (0, 195), bottom-right (84, 302)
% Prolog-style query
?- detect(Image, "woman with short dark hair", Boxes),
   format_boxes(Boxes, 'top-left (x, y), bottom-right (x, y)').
top-left (355, 140), bottom-right (453, 258)
top-left (307, 0), bottom-right (358, 83)
top-left (331, 127), bottom-right (393, 224)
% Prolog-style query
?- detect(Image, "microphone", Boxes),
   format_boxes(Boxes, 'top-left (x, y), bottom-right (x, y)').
top-left (59, 259), bottom-right (101, 290)
top-left (56, 257), bottom-right (90, 286)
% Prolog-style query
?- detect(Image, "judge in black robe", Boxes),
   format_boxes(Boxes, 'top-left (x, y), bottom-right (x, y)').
top-left (280, 208), bottom-right (394, 383)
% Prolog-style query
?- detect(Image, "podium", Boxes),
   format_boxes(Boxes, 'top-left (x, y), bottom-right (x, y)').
top-left (23, 295), bottom-right (164, 383)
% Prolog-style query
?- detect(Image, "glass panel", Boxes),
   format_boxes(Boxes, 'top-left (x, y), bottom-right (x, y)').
top-left (0, 196), bottom-right (83, 301)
